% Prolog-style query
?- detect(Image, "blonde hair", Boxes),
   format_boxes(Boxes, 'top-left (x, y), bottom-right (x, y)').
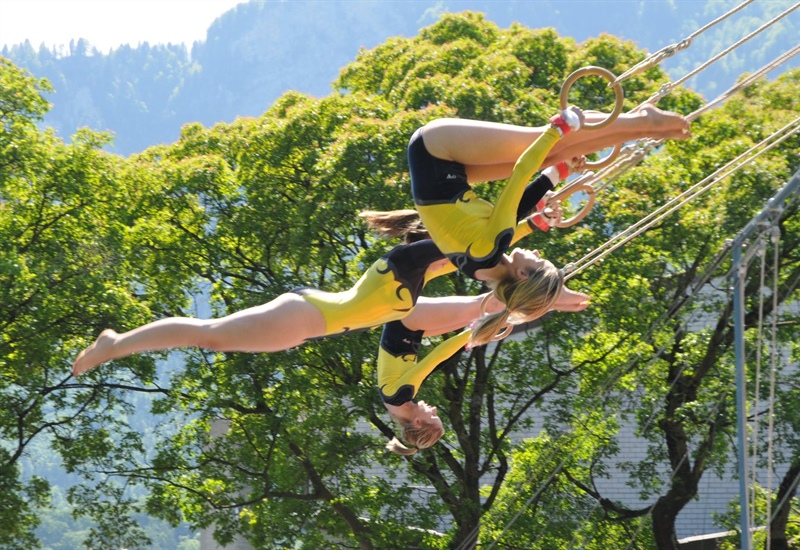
top-left (359, 209), bottom-right (429, 243)
top-left (470, 263), bottom-right (563, 347)
top-left (385, 418), bottom-right (445, 456)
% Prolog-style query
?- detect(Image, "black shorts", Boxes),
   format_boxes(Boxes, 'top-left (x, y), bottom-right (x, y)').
top-left (408, 128), bottom-right (470, 206)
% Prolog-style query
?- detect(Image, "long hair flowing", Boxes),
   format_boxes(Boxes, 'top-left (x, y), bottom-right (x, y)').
top-left (470, 264), bottom-right (563, 346)
top-left (360, 210), bottom-right (429, 242)
top-left (385, 419), bottom-right (445, 456)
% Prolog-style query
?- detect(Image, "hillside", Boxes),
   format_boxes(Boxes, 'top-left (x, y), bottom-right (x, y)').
top-left (3, 0), bottom-right (797, 155)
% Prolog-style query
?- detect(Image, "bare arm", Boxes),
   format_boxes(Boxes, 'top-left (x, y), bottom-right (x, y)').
top-left (402, 293), bottom-right (505, 337)
top-left (404, 285), bottom-right (587, 340)
top-left (403, 295), bottom-right (486, 336)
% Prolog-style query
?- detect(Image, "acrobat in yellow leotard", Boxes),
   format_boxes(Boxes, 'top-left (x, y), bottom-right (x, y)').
top-left (374, 168), bottom-right (556, 401)
top-left (292, 207), bottom-right (546, 342)
top-left (293, 239), bottom-right (454, 339)
top-left (409, 126), bottom-right (562, 279)
top-left (377, 320), bottom-right (472, 406)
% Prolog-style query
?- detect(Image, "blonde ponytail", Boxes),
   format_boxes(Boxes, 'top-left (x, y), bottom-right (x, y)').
top-left (360, 209), bottom-right (428, 242)
top-left (385, 436), bottom-right (418, 456)
top-left (470, 309), bottom-right (512, 348)
top-left (469, 264), bottom-right (563, 347)
top-left (385, 418), bottom-right (445, 456)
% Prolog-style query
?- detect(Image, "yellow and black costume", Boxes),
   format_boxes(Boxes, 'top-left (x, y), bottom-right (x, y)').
top-left (293, 239), bottom-right (454, 339)
top-left (378, 320), bottom-right (471, 406)
top-left (374, 171), bottom-right (555, 403)
top-left (291, 199), bottom-right (549, 343)
top-left (409, 126), bottom-right (562, 279)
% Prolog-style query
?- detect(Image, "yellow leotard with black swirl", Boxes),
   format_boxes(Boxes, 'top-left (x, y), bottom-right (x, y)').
top-left (409, 126), bottom-right (562, 279)
top-left (374, 210), bottom-right (547, 403)
top-left (293, 239), bottom-right (455, 339)
top-left (378, 320), bottom-right (472, 406)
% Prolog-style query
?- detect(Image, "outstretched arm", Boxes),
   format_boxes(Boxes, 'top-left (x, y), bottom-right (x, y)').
top-left (403, 294), bottom-right (502, 337)
top-left (490, 109), bottom-right (584, 231)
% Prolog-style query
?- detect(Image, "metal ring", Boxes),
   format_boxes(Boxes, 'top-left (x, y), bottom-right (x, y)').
top-left (585, 143), bottom-right (621, 171)
top-left (549, 183), bottom-right (597, 228)
top-left (559, 66), bottom-right (625, 131)
top-left (491, 323), bottom-right (513, 342)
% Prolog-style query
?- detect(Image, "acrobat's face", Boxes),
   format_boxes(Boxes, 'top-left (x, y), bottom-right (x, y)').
top-left (413, 400), bottom-right (442, 430)
top-left (506, 248), bottom-right (555, 280)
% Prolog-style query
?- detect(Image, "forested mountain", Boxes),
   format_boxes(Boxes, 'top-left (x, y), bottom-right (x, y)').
top-left (2, 0), bottom-right (797, 155)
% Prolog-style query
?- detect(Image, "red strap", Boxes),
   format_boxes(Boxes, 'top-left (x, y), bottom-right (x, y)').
top-left (556, 161), bottom-right (570, 180)
top-left (529, 213), bottom-right (551, 232)
top-left (550, 114), bottom-right (571, 136)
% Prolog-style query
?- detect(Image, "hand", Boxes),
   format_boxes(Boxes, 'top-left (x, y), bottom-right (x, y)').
top-left (551, 106), bottom-right (584, 136)
top-left (529, 204), bottom-right (562, 231)
top-left (565, 155), bottom-right (587, 176)
top-left (529, 193), bottom-right (563, 230)
top-left (552, 286), bottom-right (590, 312)
top-left (563, 106), bottom-right (585, 132)
top-left (540, 203), bottom-right (563, 226)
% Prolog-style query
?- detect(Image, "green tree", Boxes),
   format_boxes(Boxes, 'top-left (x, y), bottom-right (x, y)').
top-left (3, 11), bottom-right (799, 550)
top-left (60, 13), bottom-right (702, 549)
top-left (0, 56), bottom-right (196, 548)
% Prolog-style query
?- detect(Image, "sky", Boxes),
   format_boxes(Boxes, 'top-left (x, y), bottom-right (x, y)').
top-left (0, 0), bottom-right (246, 53)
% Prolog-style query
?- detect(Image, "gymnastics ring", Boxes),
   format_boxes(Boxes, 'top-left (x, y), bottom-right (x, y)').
top-left (586, 142), bottom-right (622, 170)
top-left (559, 66), bottom-right (625, 131)
top-left (559, 66), bottom-right (624, 170)
top-left (491, 323), bottom-right (513, 342)
top-left (547, 172), bottom-right (598, 229)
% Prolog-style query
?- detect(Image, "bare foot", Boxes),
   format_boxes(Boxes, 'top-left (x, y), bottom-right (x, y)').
top-left (635, 104), bottom-right (692, 140)
top-left (72, 329), bottom-right (118, 377)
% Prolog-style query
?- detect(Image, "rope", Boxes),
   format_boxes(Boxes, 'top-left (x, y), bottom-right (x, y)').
top-left (612, 0), bottom-right (757, 85)
top-left (579, 216), bottom-right (796, 550)
top-left (643, 2), bottom-right (800, 105)
top-left (689, 43), bottom-right (800, 122)
top-left (563, 116), bottom-right (800, 281)
top-left (473, 234), bottom-right (744, 549)
top-left (474, 133), bottom-right (798, 548)
top-left (625, 227), bottom-right (799, 550)
top-left (547, 44), bottom-right (800, 234)
top-left (476, 251), bottom-right (787, 549)
top-left (585, 42), bottom-right (800, 193)
top-left (458, 17), bottom-right (800, 545)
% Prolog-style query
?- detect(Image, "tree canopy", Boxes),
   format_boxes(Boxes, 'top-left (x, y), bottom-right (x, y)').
top-left (3, 0), bottom-right (796, 156)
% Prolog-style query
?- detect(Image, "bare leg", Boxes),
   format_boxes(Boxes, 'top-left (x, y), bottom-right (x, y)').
top-left (421, 105), bottom-right (691, 183)
top-left (72, 293), bottom-right (326, 377)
